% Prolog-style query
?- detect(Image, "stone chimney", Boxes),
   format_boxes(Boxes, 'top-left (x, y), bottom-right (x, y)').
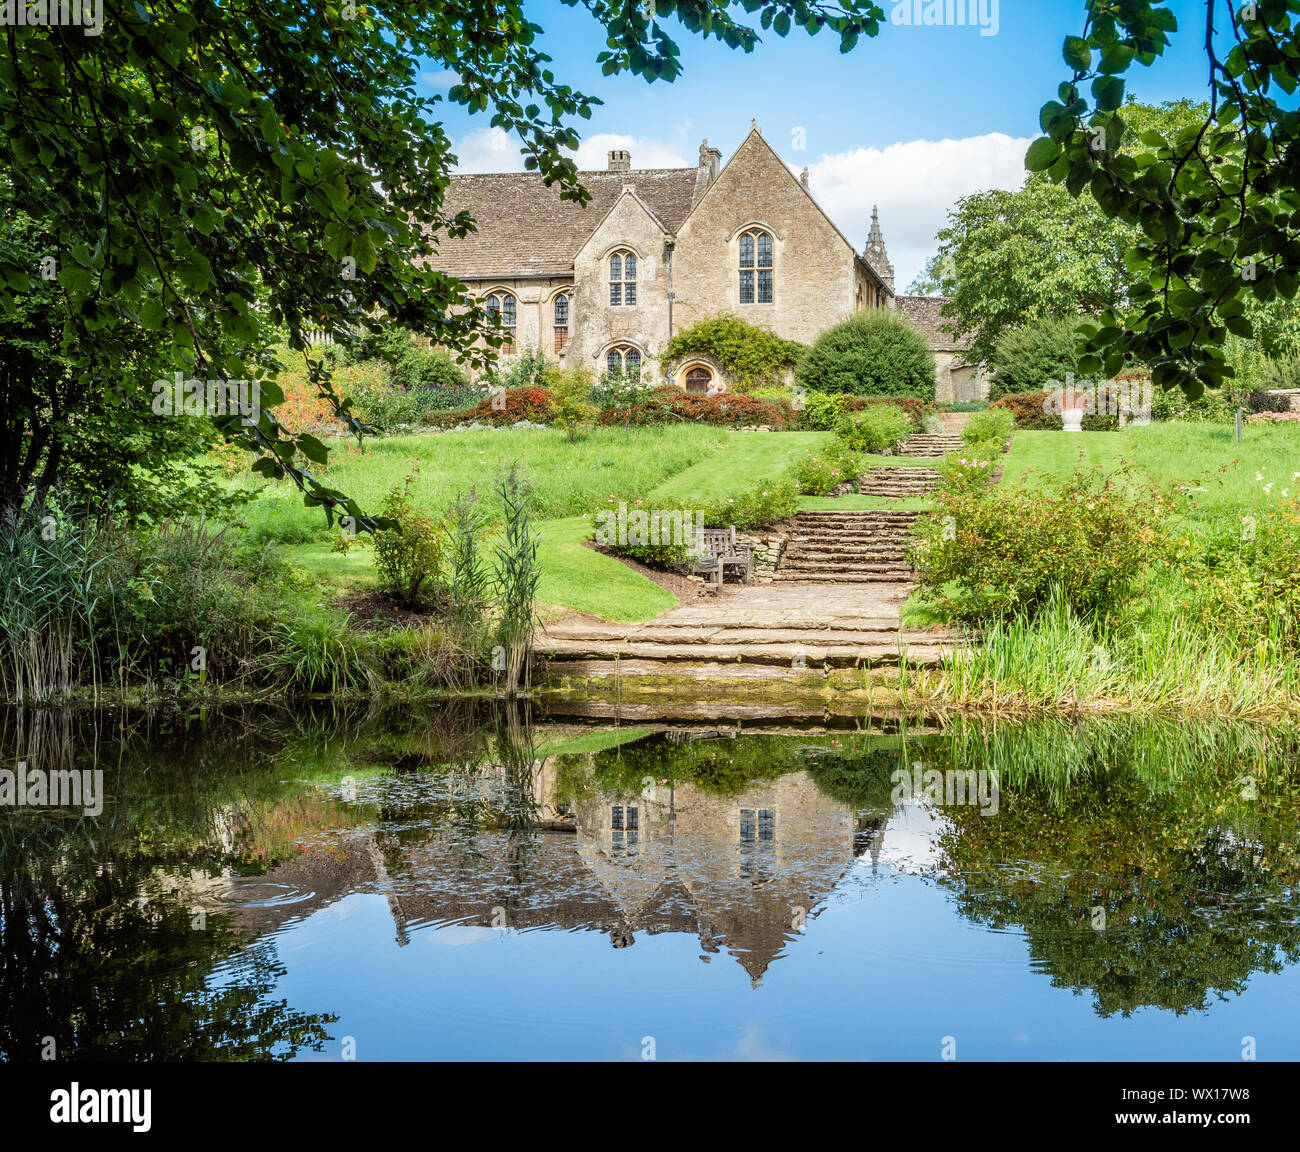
top-left (864, 205), bottom-right (895, 294)
top-left (607, 149), bottom-right (631, 172)
top-left (693, 138), bottom-right (722, 203)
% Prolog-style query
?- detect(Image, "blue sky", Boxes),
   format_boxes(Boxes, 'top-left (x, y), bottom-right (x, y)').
top-left (423, 1), bottom-right (1214, 286)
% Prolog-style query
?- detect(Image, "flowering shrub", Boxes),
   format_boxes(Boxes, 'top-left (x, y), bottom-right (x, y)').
top-left (1182, 496), bottom-right (1300, 653)
top-left (937, 451), bottom-right (995, 492)
top-left (460, 386), bottom-right (554, 426)
top-left (1246, 410), bottom-right (1300, 423)
top-left (835, 404), bottom-right (910, 453)
top-left (594, 478), bottom-right (799, 571)
top-left (793, 445), bottom-right (860, 495)
top-left (595, 388), bottom-right (786, 428)
top-left (909, 464), bottom-right (1169, 621)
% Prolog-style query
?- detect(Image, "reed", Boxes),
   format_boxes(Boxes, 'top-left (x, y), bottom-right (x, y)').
top-left (493, 467), bottom-right (540, 695)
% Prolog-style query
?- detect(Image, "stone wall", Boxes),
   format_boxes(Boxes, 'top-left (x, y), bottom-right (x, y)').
top-left (571, 190), bottom-right (674, 379)
top-left (672, 129), bottom-right (863, 352)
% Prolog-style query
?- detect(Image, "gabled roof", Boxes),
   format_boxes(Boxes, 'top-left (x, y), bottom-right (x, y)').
top-left (680, 126), bottom-right (890, 297)
top-left (435, 167), bottom-right (699, 279)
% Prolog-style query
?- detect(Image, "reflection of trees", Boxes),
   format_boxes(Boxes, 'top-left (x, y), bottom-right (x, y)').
top-left (0, 854), bottom-right (335, 1060)
top-left (932, 718), bottom-right (1300, 1017)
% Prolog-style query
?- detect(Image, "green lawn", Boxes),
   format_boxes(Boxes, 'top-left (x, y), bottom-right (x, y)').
top-left (1003, 423), bottom-right (1300, 532)
top-left (647, 431), bottom-right (828, 504)
top-left (252, 426), bottom-right (835, 623)
top-left (235, 424), bottom-right (734, 544)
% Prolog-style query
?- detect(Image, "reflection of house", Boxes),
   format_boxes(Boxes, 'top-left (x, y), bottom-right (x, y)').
top-left (209, 756), bottom-right (894, 985)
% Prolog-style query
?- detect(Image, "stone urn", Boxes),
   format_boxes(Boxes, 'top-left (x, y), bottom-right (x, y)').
top-left (1060, 387), bottom-right (1089, 432)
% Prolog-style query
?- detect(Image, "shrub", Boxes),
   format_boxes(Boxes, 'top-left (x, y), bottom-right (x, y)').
top-left (798, 390), bottom-right (848, 431)
top-left (962, 408), bottom-right (1014, 446)
top-left (1150, 387), bottom-right (1234, 423)
top-left (1183, 498), bottom-right (1300, 655)
top-left (793, 445), bottom-right (860, 496)
top-left (937, 451), bottom-right (997, 492)
top-left (548, 367), bottom-right (598, 442)
top-left (991, 390), bottom-right (1060, 430)
top-left (461, 386), bottom-right (554, 426)
top-left (605, 479), bottom-right (799, 572)
top-left (1246, 390), bottom-right (1293, 414)
top-left (485, 347), bottom-right (552, 391)
top-left (373, 469), bottom-right (447, 609)
top-left (962, 437), bottom-right (1005, 463)
top-left (595, 389), bottom-right (786, 428)
top-left (792, 390), bottom-right (933, 433)
top-left (796, 310), bottom-right (936, 399)
top-left (835, 404), bottom-right (911, 454)
top-left (1255, 354), bottom-right (1300, 392)
top-left (706, 479), bottom-right (799, 530)
top-left (910, 464), bottom-right (1168, 621)
top-left (662, 316), bottom-right (804, 392)
top-left (989, 317), bottom-right (1086, 400)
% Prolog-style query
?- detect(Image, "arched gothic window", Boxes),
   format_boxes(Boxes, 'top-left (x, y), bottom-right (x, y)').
top-left (738, 229), bottom-right (773, 304)
top-left (605, 345), bottom-right (642, 380)
top-left (553, 293), bottom-right (569, 352)
top-left (609, 250), bottom-right (637, 306)
top-left (485, 292), bottom-right (516, 352)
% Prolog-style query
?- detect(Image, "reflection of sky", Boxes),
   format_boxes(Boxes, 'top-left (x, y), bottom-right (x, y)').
top-left (866, 801), bottom-right (950, 874)
top-left (268, 860), bottom-right (1300, 1063)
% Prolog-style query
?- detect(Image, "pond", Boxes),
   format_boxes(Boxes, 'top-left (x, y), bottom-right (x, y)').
top-left (2, 703), bottom-right (1298, 1061)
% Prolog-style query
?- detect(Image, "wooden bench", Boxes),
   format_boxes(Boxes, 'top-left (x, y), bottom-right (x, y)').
top-left (691, 526), bottom-right (753, 588)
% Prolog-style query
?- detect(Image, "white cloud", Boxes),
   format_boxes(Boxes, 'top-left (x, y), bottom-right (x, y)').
top-left (451, 127), bottom-right (525, 173)
top-left (805, 133), bottom-right (1033, 291)
top-left (567, 132), bottom-right (689, 171)
top-left (451, 128), bottom-right (688, 175)
top-left (421, 69), bottom-right (460, 88)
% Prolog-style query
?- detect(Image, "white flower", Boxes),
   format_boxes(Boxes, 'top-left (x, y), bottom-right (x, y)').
top-left (1257, 472), bottom-right (1265, 481)
top-left (1264, 482), bottom-right (1274, 494)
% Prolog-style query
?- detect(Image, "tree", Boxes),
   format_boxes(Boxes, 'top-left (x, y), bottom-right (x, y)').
top-left (1027, 1), bottom-right (1300, 396)
top-left (0, 0), bottom-right (886, 524)
top-left (989, 316), bottom-right (1089, 399)
top-left (0, 198), bottom-right (222, 521)
top-left (920, 99), bottom-right (1205, 366)
top-left (797, 310), bottom-right (936, 398)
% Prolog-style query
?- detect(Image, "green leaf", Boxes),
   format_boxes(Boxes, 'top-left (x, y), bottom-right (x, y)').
top-left (1024, 136), bottom-right (1061, 172)
top-left (1063, 36), bottom-right (1092, 72)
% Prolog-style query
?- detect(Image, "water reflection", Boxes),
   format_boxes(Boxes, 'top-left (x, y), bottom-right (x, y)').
top-left (1, 704), bottom-right (1299, 1059)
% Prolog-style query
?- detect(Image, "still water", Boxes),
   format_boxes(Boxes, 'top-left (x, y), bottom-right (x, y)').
top-left (2, 703), bottom-right (1298, 1061)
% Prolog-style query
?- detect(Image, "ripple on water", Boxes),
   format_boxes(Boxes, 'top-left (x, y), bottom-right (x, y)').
top-left (213, 880), bottom-right (317, 909)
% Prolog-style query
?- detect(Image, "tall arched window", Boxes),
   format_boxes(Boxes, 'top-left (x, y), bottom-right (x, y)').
top-left (738, 229), bottom-right (773, 304)
top-left (609, 250), bottom-right (637, 306)
top-left (605, 345), bottom-right (642, 380)
top-left (553, 293), bottom-right (569, 352)
top-left (485, 292), bottom-right (516, 352)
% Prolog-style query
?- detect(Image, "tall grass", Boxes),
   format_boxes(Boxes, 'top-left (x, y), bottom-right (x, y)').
top-left (0, 512), bottom-right (114, 703)
top-left (930, 589), bottom-right (1300, 715)
top-left (493, 467), bottom-right (540, 695)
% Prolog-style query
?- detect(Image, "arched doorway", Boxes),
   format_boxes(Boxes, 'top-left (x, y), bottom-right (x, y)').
top-left (684, 365), bottom-right (712, 394)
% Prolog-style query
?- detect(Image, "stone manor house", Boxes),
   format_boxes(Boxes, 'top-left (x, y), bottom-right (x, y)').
top-left (435, 122), bottom-right (984, 403)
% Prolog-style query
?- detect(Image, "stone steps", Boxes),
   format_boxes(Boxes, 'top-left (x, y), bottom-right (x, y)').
top-left (774, 510), bottom-right (921, 584)
top-left (535, 638), bottom-right (957, 668)
top-left (898, 433), bottom-right (965, 461)
top-left (858, 465), bottom-right (940, 497)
